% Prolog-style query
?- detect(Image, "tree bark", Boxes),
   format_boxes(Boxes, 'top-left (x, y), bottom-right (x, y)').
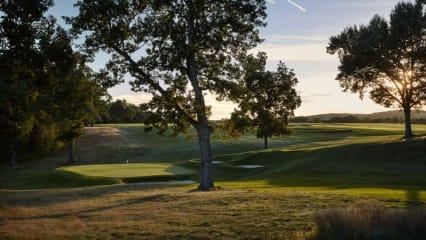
top-left (403, 107), bottom-right (413, 138)
top-left (67, 140), bottom-right (75, 164)
top-left (196, 125), bottom-right (214, 191)
top-left (186, 0), bottom-right (214, 190)
top-left (264, 136), bottom-right (268, 149)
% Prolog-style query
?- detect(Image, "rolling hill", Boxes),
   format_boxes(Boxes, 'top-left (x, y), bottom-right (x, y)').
top-left (293, 110), bottom-right (426, 122)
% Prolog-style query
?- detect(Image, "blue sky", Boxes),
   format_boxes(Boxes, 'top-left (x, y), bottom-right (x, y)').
top-left (49, 0), bottom-right (410, 119)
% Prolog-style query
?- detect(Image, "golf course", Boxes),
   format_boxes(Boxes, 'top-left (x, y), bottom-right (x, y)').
top-left (1, 123), bottom-right (426, 239)
top-left (2, 0), bottom-right (426, 239)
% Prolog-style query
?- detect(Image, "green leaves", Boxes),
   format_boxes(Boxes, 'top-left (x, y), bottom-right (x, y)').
top-left (69, 0), bottom-right (267, 133)
top-left (0, 1), bottom-right (108, 155)
top-left (328, 0), bottom-right (426, 138)
top-left (230, 53), bottom-right (301, 147)
top-left (0, 0), bottom-right (55, 150)
top-left (69, 0), bottom-right (267, 189)
top-left (328, 0), bottom-right (426, 107)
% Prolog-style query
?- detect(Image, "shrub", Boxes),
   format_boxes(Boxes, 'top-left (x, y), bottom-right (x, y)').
top-left (313, 205), bottom-right (426, 240)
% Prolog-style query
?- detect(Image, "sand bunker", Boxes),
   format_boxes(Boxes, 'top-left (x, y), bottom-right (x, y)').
top-left (237, 165), bottom-right (264, 169)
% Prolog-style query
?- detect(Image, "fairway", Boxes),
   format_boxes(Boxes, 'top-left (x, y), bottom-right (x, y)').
top-left (60, 163), bottom-right (195, 178)
top-left (1, 123), bottom-right (426, 239)
top-left (3, 1), bottom-right (426, 238)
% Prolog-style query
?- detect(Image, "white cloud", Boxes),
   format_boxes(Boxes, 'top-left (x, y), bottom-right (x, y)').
top-left (112, 94), bottom-right (152, 105)
top-left (287, 0), bottom-right (306, 12)
top-left (293, 70), bottom-right (389, 116)
top-left (253, 43), bottom-right (337, 62)
top-left (204, 94), bottom-right (237, 120)
top-left (266, 0), bottom-right (276, 3)
top-left (264, 34), bottom-right (328, 43)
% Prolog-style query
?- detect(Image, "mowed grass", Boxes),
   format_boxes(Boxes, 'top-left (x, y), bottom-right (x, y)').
top-left (61, 163), bottom-right (195, 182)
top-left (1, 123), bottom-right (426, 239)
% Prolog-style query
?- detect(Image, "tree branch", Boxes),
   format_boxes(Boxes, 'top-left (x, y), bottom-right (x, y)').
top-left (380, 84), bottom-right (403, 106)
top-left (382, 69), bottom-right (405, 101)
top-left (111, 45), bottom-right (198, 126)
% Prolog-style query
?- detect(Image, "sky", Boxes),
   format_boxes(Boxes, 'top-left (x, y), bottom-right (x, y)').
top-left (49, 0), bottom-right (412, 119)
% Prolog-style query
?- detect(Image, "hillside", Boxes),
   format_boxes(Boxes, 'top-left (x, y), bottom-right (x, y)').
top-left (293, 110), bottom-right (426, 122)
top-left (1, 123), bottom-right (426, 239)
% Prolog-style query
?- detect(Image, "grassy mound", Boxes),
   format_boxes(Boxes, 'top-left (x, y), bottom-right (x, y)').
top-left (61, 163), bottom-right (194, 178)
top-left (0, 168), bottom-right (118, 190)
top-left (60, 163), bottom-right (195, 182)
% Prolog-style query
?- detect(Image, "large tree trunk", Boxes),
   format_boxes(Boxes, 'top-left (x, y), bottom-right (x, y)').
top-left (186, 0), bottom-right (214, 191)
top-left (196, 125), bottom-right (214, 191)
top-left (403, 107), bottom-right (413, 138)
top-left (264, 136), bottom-right (268, 149)
top-left (67, 140), bottom-right (75, 164)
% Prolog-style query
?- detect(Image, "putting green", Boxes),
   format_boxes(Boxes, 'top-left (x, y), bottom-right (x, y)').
top-left (59, 163), bottom-right (194, 178)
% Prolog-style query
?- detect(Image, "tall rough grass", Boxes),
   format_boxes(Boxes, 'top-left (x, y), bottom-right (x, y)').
top-left (313, 205), bottom-right (426, 240)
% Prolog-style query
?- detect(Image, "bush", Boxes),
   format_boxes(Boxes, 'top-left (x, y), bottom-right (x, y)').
top-left (313, 205), bottom-right (426, 240)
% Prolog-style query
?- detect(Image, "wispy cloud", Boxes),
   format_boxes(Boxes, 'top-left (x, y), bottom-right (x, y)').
top-left (287, 0), bottom-right (306, 12)
top-left (252, 43), bottom-right (336, 62)
top-left (264, 34), bottom-right (327, 44)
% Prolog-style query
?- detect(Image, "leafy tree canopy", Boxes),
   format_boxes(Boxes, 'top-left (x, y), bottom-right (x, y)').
top-left (327, 0), bottom-right (426, 138)
top-left (68, 0), bottom-right (267, 190)
top-left (230, 52), bottom-right (301, 149)
top-left (0, 0), bottom-right (55, 164)
top-left (0, 0), bottom-right (108, 165)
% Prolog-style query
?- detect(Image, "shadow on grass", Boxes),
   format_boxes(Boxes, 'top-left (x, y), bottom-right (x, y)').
top-left (0, 161), bottom-right (197, 191)
top-left (8, 194), bottom-right (169, 221)
top-left (250, 138), bottom-right (426, 207)
top-left (0, 182), bottom-right (178, 208)
top-left (0, 161), bottom-right (198, 208)
top-left (2, 129), bottom-right (426, 209)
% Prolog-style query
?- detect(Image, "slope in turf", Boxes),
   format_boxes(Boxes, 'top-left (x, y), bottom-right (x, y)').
top-left (2, 123), bottom-right (426, 194)
top-left (2, 123), bottom-right (426, 239)
top-left (60, 163), bottom-right (195, 180)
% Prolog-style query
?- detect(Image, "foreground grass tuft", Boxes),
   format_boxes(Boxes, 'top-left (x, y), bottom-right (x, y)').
top-left (313, 205), bottom-right (426, 240)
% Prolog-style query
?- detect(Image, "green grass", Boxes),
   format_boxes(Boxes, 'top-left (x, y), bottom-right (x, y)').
top-left (61, 163), bottom-right (194, 178)
top-left (0, 168), bottom-right (118, 189)
top-left (1, 123), bottom-right (426, 239)
top-left (2, 123), bottom-right (426, 193)
top-left (60, 163), bottom-right (195, 183)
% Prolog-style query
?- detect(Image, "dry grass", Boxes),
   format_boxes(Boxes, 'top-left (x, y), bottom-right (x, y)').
top-left (0, 184), bottom-right (394, 240)
top-left (2, 124), bottom-right (426, 239)
top-left (313, 204), bottom-right (426, 240)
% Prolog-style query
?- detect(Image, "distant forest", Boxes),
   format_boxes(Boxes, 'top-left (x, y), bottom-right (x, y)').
top-left (103, 104), bottom-right (426, 125)
top-left (291, 111), bottom-right (426, 124)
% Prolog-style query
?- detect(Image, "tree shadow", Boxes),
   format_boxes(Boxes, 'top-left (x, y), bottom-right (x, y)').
top-left (7, 194), bottom-right (168, 221)
top-left (254, 139), bottom-right (426, 208)
top-left (0, 183), bottom-right (175, 208)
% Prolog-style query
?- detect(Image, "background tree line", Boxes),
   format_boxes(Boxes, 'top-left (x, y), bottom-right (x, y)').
top-left (292, 115), bottom-right (426, 124)
top-left (0, 0), bottom-right (107, 165)
top-left (98, 99), bottom-right (145, 124)
top-left (291, 110), bottom-right (426, 124)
